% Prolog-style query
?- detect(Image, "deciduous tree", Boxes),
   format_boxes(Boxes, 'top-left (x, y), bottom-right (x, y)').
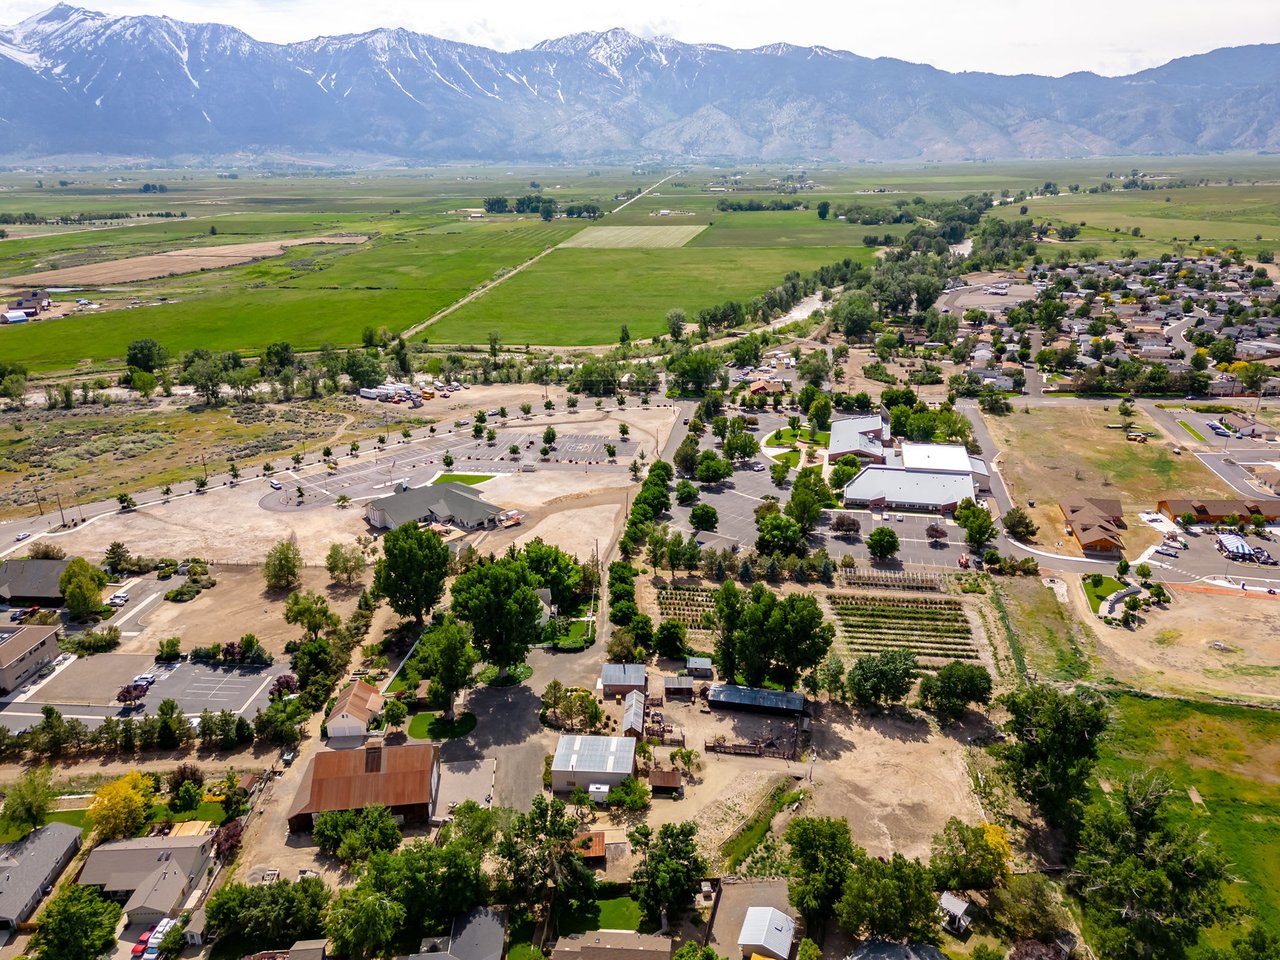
top-left (373, 524), bottom-right (449, 625)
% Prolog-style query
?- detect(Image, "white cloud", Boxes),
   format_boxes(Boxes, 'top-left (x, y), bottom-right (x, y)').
top-left (1, 0), bottom-right (1278, 75)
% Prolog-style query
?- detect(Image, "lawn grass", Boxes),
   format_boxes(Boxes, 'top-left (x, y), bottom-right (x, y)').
top-left (432, 473), bottom-right (494, 485)
top-left (478, 663), bottom-right (534, 686)
top-left (148, 799), bottom-right (227, 827)
top-left (407, 711), bottom-right (477, 740)
top-left (769, 428), bottom-right (831, 446)
top-left (1178, 420), bottom-right (1208, 442)
top-left (772, 450), bottom-right (801, 468)
top-left (720, 784), bottom-right (804, 871)
top-left (0, 808), bottom-right (90, 843)
top-left (429, 246), bottom-right (874, 346)
top-left (559, 896), bottom-right (643, 935)
top-left (1081, 575), bottom-right (1126, 613)
top-left (506, 912), bottom-right (542, 960)
top-left (1094, 694), bottom-right (1280, 948)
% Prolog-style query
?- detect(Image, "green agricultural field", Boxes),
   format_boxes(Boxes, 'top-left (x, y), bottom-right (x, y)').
top-left (689, 209), bottom-right (875, 248)
top-left (0, 222), bottom-right (577, 370)
top-left (429, 246), bottom-right (874, 346)
top-left (1094, 694), bottom-right (1280, 948)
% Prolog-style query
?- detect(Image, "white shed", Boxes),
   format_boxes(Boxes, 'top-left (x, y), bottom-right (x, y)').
top-left (737, 907), bottom-right (795, 960)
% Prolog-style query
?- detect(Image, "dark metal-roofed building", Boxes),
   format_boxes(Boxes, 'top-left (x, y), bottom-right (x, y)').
top-left (365, 482), bottom-right (504, 531)
top-left (707, 684), bottom-right (805, 716)
top-left (0, 559), bottom-right (69, 606)
top-left (600, 663), bottom-right (647, 698)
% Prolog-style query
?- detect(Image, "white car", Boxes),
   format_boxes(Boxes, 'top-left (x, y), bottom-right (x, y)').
top-left (14, 532), bottom-right (30, 542)
top-left (133, 674), bottom-right (156, 686)
top-left (269, 479), bottom-right (283, 490)
top-left (750, 463), bottom-right (766, 472)
top-left (896, 514), bottom-right (905, 522)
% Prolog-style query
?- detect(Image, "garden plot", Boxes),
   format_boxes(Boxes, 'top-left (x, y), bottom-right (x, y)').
top-left (655, 584), bottom-right (717, 643)
top-left (827, 594), bottom-right (981, 664)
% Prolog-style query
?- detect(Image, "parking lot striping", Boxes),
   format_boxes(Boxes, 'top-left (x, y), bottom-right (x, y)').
top-left (237, 672), bottom-right (278, 715)
top-left (110, 590), bottom-right (163, 627)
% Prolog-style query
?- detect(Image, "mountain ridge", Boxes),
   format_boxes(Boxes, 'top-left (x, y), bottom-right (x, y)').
top-left (1, 4), bottom-right (1277, 163)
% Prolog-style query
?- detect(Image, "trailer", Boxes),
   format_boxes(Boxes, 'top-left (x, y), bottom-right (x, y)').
top-left (359, 388), bottom-right (380, 400)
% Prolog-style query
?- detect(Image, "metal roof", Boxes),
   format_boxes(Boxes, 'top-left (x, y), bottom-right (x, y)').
top-left (738, 907), bottom-right (795, 958)
top-left (899, 442), bottom-right (973, 474)
top-left (708, 684), bottom-right (804, 714)
top-left (600, 663), bottom-right (647, 687)
top-left (369, 482), bottom-right (503, 529)
top-left (288, 743), bottom-right (439, 821)
top-left (0, 559), bottom-right (69, 603)
top-left (686, 657), bottom-right (712, 671)
top-left (843, 466), bottom-right (975, 509)
top-left (551, 735), bottom-right (636, 776)
top-left (622, 691), bottom-right (645, 732)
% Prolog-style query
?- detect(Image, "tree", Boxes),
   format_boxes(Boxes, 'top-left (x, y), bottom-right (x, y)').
top-left (325, 886), bottom-right (405, 960)
top-left (383, 698), bottom-right (408, 732)
top-left (918, 660), bottom-right (992, 725)
top-left (451, 555), bottom-right (544, 678)
top-left (629, 822), bottom-right (706, 923)
top-left (125, 338), bottom-right (168, 374)
top-left (929, 817), bottom-right (1010, 891)
top-left (1, 763), bottom-right (55, 833)
top-left (962, 508), bottom-right (998, 551)
top-left (284, 590), bottom-right (339, 641)
top-left (1074, 772), bottom-right (1228, 960)
top-left (59, 556), bottom-right (108, 620)
top-left (736, 587), bottom-right (834, 688)
top-left (496, 795), bottom-right (597, 927)
top-left (866, 526), bottom-right (900, 562)
top-left (831, 513), bottom-right (861, 539)
top-left (185, 357), bottom-right (224, 405)
top-left (712, 581), bottom-right (743, 684)
top-left (653, 619), bottom-right (688, 659)
top-left (87, 772), bottom-right (154, 841)
top-left (756, 513), bottom-right (805, 556)
top-left (994, 684), bottom-right (1109, 832)
top-left (374, 524), bottom-right (449, 625)
top-left (992, 873), bottom-right (1069, 943)
top-left (808, 395), bottom-right (833, 431)
top-left (786, 816), bottom-right (857, 927)
top-left (837, 851), bottom-right (940, 943)
top-left (28, 884), bottom-right (121, 960)
top-left (325, 542), bottom-right (367, 585)
top-left (667, 309), bottom-right (686, 341)
top-left (1002, 506), bottom-right (1039, 542)
top-left (846, 649), bottom-right (917, 710)
top-left (263, 539), bottom-right (303, 591)
top-left (689, 503), bottom-right (718, 532)
top-left (817, 200), bottom-right (831, 220)
top-left (421, 620), bottom-right (480, 719)
top-left (116, 493), bottom-right (136, 511)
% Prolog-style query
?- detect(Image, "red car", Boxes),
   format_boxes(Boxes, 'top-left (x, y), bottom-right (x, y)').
top-left (130, 925), bottom-right (157, 956)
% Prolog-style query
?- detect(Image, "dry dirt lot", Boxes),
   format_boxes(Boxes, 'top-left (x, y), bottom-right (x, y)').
top-left (985, 404), bottom-right (1232, 556)
top-left (0, 235), bottom-right (367, 289)
top-left (120, 567), bottom-right (382, 658)
top-left (1069, 580), bottom-right (1280, 701)
top-left (833, 347), bottom-right (951, 405)
top-left (639, 693), bottom-right (982, 863)
top-left (39, 481), bottom-right (370, 565)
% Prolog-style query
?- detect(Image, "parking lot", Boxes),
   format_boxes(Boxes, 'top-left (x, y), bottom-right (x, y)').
top-left (0, 656), bottom-right (288, 732)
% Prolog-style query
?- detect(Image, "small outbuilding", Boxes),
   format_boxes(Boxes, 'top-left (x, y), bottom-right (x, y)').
top-left (938, 892), bottom-right (971, 934)
top-left (686, 656), bottom-right (714, 679)
top-left (708, 684), bottom-right (805, 716)
top-left (622, 690), bottom-right (646, 738)
top-left (664, 676), bottom-right (694, 698)
top-left (737, 906), bottom-right (796, 960)
top-left (324, 680), bottom-right (383, 740)
top-left (600, 663), bottom-right (647, 698)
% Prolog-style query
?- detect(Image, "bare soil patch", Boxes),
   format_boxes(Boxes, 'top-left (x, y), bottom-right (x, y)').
top-left (1074, 578), bottom-right (1280, 701)
top-left (0, 235), bottom-right (366, 289)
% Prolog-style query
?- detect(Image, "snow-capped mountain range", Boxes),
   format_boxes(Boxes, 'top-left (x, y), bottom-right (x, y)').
top-left (1, 4), bottom-right (1278, 163)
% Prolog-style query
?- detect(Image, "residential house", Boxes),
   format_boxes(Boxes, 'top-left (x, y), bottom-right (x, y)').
top-left (78, 833), bottom-right (214, 927)
top-left (1220, 413), bottom-right (1279, 440)
top-left (364, 482), bottom-right (504, 531)
top-left (550, 931), bottom-right (673, 960)
top-left (737, 907), bottom-right (796, 960)
top-left (287, 743), bottom-right (441, 832)
top-left (549, 735), bottom-right (636, 795)
top-left (324, 680), bottom-right (383, 740)
top-left (408, 907), bottom-right (507, 960)
top-left (686, 656), bottom-right (714, 679)
top-left (0, 823), bottom-right (82, 930)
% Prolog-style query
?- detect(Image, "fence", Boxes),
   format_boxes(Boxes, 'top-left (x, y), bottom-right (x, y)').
top-left (840, 569), bottom-right (944, 591)
top-left (705, 738), bottom-right (798, 761)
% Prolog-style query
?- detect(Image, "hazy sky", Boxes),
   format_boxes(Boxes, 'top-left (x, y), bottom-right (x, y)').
top-left (3, 0), bottom-right (1278, 76)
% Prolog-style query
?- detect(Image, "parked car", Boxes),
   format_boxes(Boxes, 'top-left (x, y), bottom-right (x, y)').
top-left (282, 749), bottom-right (297, 767)
top-left (109, 592), bottom-right (129, 606)
top-left (1154, 547), bottom-right (1180, 558)
top-left (133, 674), bottom-right (156, 686)
top-left (269, 479), bottom-right (283, 490)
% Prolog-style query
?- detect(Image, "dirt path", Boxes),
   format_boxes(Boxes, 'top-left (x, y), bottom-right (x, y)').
top-left (403, 246), bottom-right (557, 340)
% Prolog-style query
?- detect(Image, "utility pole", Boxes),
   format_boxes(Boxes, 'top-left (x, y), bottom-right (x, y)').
top-left (55, 491), bottom-right (66, 527)
top-left (30, 483), bottom-right (43, 517)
